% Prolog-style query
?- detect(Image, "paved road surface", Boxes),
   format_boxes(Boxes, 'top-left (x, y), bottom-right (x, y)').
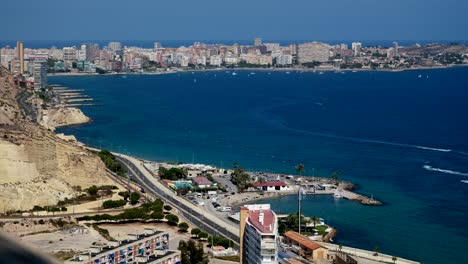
top-left (116, 155), bottom-right (240, 247)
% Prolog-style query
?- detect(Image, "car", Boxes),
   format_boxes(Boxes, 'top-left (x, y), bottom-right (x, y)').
top-left (230, 192), bottom-right (235, 195)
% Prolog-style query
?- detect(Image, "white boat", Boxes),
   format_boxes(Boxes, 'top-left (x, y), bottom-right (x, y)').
top-left (232, 72), bottom-right (237, 76)
top-left (121, 75), bottom-right (127, 79)
top-left (461, 180), bottom-right (468, 184)
top-left (418, 74), bottom-right (422, 78)
top-left (286, 71), bottom-right (290, 74)
top-left (333, 189), bottom-right (343, 198)
top-left (193, 79), bottom-right (197, 83)
top-left (319, 72), bottom-right (324, 75)
top-left (250, 72), bottom-right (255, 75)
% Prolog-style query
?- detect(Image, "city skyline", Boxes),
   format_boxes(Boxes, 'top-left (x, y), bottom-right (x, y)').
top-left (3, 0), bottom-right (468, 41)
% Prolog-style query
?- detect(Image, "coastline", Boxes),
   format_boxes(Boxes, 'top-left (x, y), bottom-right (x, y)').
top-left (47, 63), bottom-right (468, 78)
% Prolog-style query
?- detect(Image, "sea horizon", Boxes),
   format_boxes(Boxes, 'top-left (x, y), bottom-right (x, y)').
top-left (53, 67), bottom-right (468, 264)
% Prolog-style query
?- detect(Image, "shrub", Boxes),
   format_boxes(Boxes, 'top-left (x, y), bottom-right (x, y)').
top-left (87, 185), bottom-right (98, 196)
top-left (150, 211), bottom-right (165, 221)
top-left (129, 192), bottom-right (141, 205)
top-left (102, 199), bottom-right (127, 209)
top-left (198, 231), bottom-right (208, 239)
top-left (163, 205), bottom-right (172, 211)
top-left (118, 191), bottom-right (130, 200)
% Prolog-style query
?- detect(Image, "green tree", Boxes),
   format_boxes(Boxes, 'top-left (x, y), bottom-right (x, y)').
top-left (332, 171), bottom-right (340, 184)
top-left (178, 222), bottom-right (189, 232)
top-left (165, 214), bottom-right (179, 226)
top-left (129, 192), bottom-right (141, 205)
top-left (150, 211), bottom-right (165, 221)
top-left (118, 191), bottom-right (130, 200)
top-left (87, 185), bottom-right (98, 196)
top-left (392, 256), bottom-right (398, 263)
top-left (178, 240), bottom-right (207, 264)
top-left (191, 228), bottom-right (201, 237)
top-left (164, 205), bottom-right (172, 211)
top-left (311, 216), bottom-right (319, 228)
top-left (373, 246), bottom-right (380, 256)
top-left (198, 231), bottom-right (208, 240)
top-left (296, 163), bottom-right (305, 176)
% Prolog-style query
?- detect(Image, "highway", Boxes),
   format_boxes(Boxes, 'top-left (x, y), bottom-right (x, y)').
top-left (115, 155), bottom-right (241, 247)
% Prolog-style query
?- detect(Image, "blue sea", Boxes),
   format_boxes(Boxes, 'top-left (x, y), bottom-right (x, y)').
top-left (52, 67), bottom-right (468, 264)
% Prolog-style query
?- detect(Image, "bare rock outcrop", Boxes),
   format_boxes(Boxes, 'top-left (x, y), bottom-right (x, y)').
top-left (0, 67), bottom-right (113, 211)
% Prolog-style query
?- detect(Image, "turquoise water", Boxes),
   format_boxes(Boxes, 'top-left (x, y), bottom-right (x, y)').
top-left (53, 68), bottom-right (468, 264)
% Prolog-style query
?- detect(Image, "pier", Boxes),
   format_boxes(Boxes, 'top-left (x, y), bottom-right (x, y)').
top-left (51, 85), bottom-right (97, 107)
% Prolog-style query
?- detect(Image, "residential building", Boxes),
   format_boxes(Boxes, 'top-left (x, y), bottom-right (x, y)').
top-left (297, 42), bottom-right (331, 63)
top-left (351, 42), bottom-right (362, 56)
top-left (17, 41), bottom-right (24, 74)
top-left (392, 41), bottom-right (399, 57)
top-left (252, 182), bottom-right (290, 192)
top-left (154, 42), bottom-right (162, 49)
top-left (65, 229), bottom-right (180, 264)
top-left (240, 204), bottom-right (278, 264)
top-left (108, 42), bottom-right (122, 52)
top-left (191, 177), bottom-right (213, 189)
top-left (283, 231), bottom-right (329, 262)
top-left (275, 54), bottom-right (293, 66)
top-left (33, 61), bottom-right (47, 90)
top-left (209, 55), bottom-right (222, 66)
top-left (63, 47), bottom-right (76, 61)
top-left (255, 37), bottom-right (263, 46)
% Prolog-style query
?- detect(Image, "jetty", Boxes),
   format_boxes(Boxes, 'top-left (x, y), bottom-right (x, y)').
top-left (51, 85), bottom-right (97, 107)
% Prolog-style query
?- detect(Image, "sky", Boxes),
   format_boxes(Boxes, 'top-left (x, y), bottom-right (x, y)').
top-left (2, 0), bottom-right (468, 42)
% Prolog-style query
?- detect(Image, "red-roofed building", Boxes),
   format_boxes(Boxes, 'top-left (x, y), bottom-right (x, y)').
top-left (240, 204), bottom-right (278, 264)
top-left (252, 181), bottom-right (291, 192)
top-left (284, 231), bottom-right (328, 262)
top-left (191, 177), bottom-right (213, 188)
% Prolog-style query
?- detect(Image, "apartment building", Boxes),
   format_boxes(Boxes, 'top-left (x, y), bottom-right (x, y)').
top-left (65, 229), bottom-right (180, 264)
top-left (240, 204), bottom-right (278, 264)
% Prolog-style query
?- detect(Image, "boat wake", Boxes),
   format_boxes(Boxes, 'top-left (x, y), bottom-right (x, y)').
top-left (422, 165), bottom-right (468, 176)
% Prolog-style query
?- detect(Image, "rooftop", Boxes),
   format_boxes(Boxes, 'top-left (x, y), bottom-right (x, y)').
top-left (284, 231), bottom-right (321, 251)
top-left (252, 181), bottom-right (287, 187)
top-left (247, 208), bottom-right (276, 234)
top-left (192, 177), bottom-right (213, 185)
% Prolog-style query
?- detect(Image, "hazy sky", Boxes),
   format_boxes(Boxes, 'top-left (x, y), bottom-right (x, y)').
top-left (3, 0), bottom-right (468, 41)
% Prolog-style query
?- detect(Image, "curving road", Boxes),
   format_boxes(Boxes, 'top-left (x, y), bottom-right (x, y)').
top-left (115, 155), bottom-right (240, 247)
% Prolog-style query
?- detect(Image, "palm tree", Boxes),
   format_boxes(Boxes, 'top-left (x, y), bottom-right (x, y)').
top-left (311, 216), bottom-right (319, 228)
top-left (373, 246), bottom-right (380, 256)
top-left (332, 170), bottom-right (340, 184)
top-left (296, 163), bottom-right (305, 176)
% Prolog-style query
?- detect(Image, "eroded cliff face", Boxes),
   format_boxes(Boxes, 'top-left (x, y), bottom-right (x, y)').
top-left (0, 68), bottom-right (113, 211)
top-left (39, 107), bottom-right (91, 131)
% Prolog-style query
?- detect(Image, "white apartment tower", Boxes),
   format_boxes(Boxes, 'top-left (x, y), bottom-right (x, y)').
top-left (240, 204), bottom-right (278, 264)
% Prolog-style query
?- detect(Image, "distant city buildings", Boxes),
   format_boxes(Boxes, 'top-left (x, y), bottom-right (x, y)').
top-left (351, 42), bottom-right (362, 56)
top-left (108, 42), bottom-right (122, 52)
top-left (255, 37), bottom-right (263, 46)
top-left (297, 42), bottom-right (331, 63)
top-left (240, 204), bottom-right (278, 264)
top-left (17, 41), bottom-right (24, 74)
top-left (33, 61), bottom-right (47, 90)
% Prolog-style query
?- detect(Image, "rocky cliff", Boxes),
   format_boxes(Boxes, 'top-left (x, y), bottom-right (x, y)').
top-left (0, 68), bottom-right (113, 211)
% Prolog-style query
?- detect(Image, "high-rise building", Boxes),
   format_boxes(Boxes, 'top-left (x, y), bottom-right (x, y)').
top-left (392, 41), bottom-right (399, 57)
top-left (240, 204), bottom-right (278, 264)
top-left (17, 41), bottom-right (25, 74)
top-left (33, 61), bottom-right (47, 90)
top-left (297, 42), bottom-right (331, 63)
top-left (63, 47), bottom-right (76, 61)
top-left (80, 43), bottom-right (100, 61)
top-left (255, 37), bottom-right (263, 46)
top-left (351, 42), bottom-right (362, 56)
top-left (108, 42), bottom-right (122, 52)
top-left (154, 42), bottom-right (162, 49)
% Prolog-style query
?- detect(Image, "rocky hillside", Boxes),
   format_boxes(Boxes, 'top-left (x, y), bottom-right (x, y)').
top-left (0, 67), bottom-right (114, 211)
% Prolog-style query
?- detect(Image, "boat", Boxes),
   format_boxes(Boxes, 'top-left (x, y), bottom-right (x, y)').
top-left (232, 72), bottom-right (237, 76)
top-left (333, 189), bottom-right (343, 198)
top-left (250, 72), bottom-right (255, 75)
top-left (193, 79), bottom-right (197, 83)
top-left (121, 75), bottom-right (127, 79)
top-left (319, 72), bottom-right (324, 75)
top-left (461, 180), bottom-right (468, 184)
top-left (286, 71), bottom-right (290, 74)
top-left (418, 74), bottom-right (422, 78)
